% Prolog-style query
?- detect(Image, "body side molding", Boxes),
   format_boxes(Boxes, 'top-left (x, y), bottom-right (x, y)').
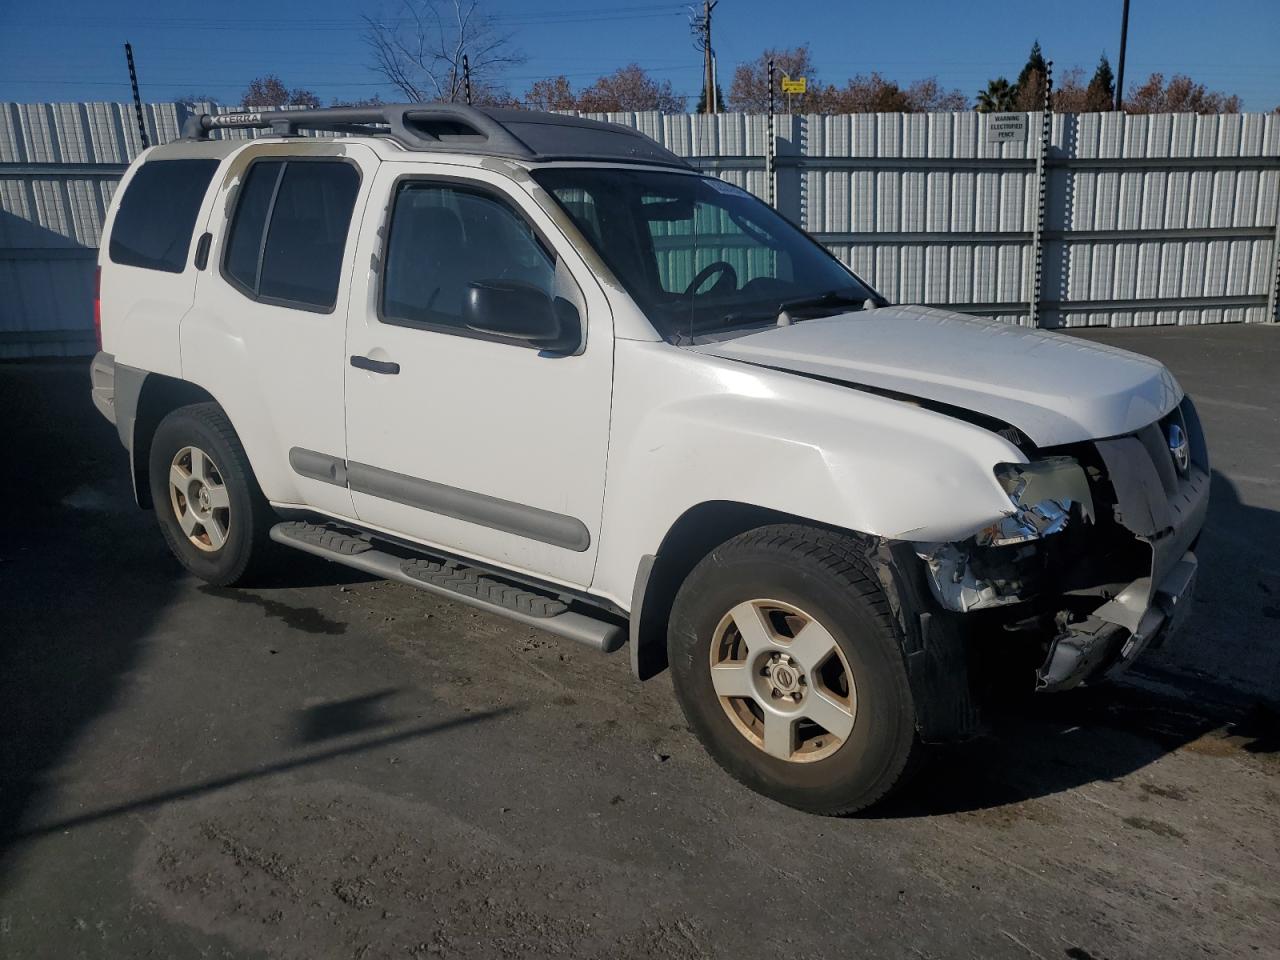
top-left (289, 447), bottom-right (590, 552)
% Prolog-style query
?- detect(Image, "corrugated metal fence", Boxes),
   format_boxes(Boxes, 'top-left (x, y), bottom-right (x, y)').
top-left (2, 102), bottom-right (1278, 358)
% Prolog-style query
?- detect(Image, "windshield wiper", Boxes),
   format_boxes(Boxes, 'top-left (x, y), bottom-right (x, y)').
top-left (713, 289), bottom-right (868, 332)
top-left (776, 290), bottom-right (867, 326)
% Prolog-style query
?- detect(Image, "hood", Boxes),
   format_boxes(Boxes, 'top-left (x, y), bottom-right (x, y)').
top-left (689, 306), bottom-right (1182, 447)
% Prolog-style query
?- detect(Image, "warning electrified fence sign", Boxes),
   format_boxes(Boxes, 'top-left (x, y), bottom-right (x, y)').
top-left (987, 113), bottom-right (1028, 142)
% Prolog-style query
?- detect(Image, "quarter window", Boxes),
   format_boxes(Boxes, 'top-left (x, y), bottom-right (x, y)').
top-left (222, 159), bottom-right (359, 311)
top-left (224, 160), bottom-right (281, 292)
top-left (109, 159), bottom-right (218, 273)
top-left (382, 182), bottom-right (555, 331)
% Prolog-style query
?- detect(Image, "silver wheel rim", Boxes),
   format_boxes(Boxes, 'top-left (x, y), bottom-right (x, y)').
top-left (168, 445), bottom-right (231, 553)
top-left (708, 599), bottom-right (857, 763)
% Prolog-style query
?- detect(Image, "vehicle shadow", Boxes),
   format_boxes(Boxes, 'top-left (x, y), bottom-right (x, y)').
top-left (0, 361), bottom-right (513, 879)
top-left (243, 547), bottom-right (380, 589)
top-left (0, 360), bottom-right (180, 876)
top-left (874, 677), bottom-right (1274, 819)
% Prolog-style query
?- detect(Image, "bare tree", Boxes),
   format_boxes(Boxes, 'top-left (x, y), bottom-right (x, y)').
top-left (1051, 67), bottom-right (1089, 113)
top-left (815, 74), bottom-right (968, 113)
top-left (241, 75), bottom-right (320, 108)
top-left (575, 65), bottom-right (684, 113)
top-left (728, 46), bottom-right (818, 112)
top-left (364, 0), bottom-right (524, 103)
top-left (1054, 57), bottom-right (1115, 113)
top-left (1126, 73), bottom-right (1242, 113)
top-left (902, 77), bottom-right (970, 112)
top-left (524, 76), bottom-right (577, 111)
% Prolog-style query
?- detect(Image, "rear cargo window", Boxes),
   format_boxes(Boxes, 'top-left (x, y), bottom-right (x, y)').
top-left (108, 159), bottom-right (218, 273)
top-left (222, 159), bottom-right (360, 312)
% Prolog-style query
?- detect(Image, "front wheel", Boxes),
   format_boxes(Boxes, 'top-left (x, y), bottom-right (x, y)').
top-left (147, 402), bottom-right (276, 586)
top-left (668, 524), bottom-right (920, 815)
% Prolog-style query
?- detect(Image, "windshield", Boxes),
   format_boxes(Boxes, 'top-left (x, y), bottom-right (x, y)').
top-left (531, 167), bottom-right (881, 343)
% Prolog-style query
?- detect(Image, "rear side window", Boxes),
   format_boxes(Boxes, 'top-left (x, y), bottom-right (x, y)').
top-left (222, 159), bottom-right (360, 311)
top-left (109, 159), bottom-right (218, 273)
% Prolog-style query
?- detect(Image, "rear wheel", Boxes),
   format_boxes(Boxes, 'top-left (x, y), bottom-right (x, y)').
top-left (668, 524), bottom-right (920, 815)
top-left (148, 402), bottom-right (275, 586)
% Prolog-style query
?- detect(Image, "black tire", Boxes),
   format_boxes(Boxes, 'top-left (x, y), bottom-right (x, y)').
top-left (668, 524), bottom-right (920, 815)
top-left (148, 402), bottom-right (276, 586)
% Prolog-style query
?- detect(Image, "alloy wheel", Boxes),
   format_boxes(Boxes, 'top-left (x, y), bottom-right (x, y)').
top-left (708, 599), bottom-right (857, 763)
top-left (168, 445), bottom-right (231, 552)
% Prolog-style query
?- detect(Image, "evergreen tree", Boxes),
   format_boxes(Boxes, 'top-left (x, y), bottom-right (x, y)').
top-left (1012, 41), bottom-right (1049, 110)
top-left (1084, 55), bottom-right (1116, 111)
top-left (1014, 41), bottom-right (1047, 93)
top-left (697, 79), bottom-right (726, 113)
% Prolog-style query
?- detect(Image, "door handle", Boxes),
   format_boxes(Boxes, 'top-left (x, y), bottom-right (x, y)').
top-left (193, 232), bottom-right (212, 270)
top-left (350, 355), bottom-right (400, 375)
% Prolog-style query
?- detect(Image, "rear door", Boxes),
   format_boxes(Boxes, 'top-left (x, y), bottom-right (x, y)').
top-left (342, 162), bottom-right (614, 588)
top-left (99, 151), bottom-right (223, 376)
top-left (182, 143), bottom-right (379, 517)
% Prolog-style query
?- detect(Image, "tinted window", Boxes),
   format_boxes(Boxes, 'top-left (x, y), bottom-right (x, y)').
top-left (533, 168), bottom-right (876, 344)
top-left (224, 160), bottom-right (282, 292)
top-left (382, 182), bottom-right (554, 330)
top-left (260, 162), bottom-right (359, 309)
top-left (222, 159), bottom-right (360, 311)
top-left (109, 159), bottom-right (217, 272)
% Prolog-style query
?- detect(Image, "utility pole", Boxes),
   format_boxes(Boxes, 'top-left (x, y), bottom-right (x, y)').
top-left (1115, 0), bottom-right (1130, 111)
top-left (124, 42), bottom-right (148, 150)
top-left (462, 53), bottom-right (472, 105)
top-left (690, 1), bottom-right (718, 114)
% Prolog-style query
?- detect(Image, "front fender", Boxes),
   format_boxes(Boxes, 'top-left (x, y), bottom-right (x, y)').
top-left (591, 341), bottom-right (1025, 605)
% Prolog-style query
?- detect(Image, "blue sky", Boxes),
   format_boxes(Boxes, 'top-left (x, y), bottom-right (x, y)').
top-left (2, 0), bottom-right (1277, 110)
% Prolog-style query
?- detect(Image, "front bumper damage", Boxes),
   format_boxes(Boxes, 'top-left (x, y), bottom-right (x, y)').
top-left (916, 396), bottom-right (1210, 692)
top-left (1039, 424), bottom-right (1208, 690)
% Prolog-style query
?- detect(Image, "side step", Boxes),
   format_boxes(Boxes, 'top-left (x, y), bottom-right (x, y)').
top-left (270, 520), bottom-right (625, 653)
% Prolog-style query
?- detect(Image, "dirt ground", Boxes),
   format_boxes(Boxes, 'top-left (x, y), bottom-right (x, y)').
top-left (1, 324), bottom-right (1278, 959)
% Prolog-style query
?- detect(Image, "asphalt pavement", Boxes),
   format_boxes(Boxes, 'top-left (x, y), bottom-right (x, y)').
top-left (1, 323), bottom-right (1277, 959)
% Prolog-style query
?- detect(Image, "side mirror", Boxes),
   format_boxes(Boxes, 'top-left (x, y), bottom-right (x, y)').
top-left (465, 280), bottom-right (576, 349)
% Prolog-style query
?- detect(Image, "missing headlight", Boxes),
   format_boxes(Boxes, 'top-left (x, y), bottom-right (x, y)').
top-left (978, 457), bottom-right (1095, 547)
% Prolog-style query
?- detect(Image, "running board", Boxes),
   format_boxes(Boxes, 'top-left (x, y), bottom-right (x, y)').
top-left (270, 520), bottom-right (625, 653)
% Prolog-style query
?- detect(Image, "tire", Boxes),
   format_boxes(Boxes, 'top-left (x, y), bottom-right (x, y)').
top-left (147, 402), bottom-right (276, 586)
top-left (668, 524), bottom-right (920, 815)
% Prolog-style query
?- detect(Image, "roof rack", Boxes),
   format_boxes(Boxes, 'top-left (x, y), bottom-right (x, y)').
top-left (182, 103), bottom-right (692, 170)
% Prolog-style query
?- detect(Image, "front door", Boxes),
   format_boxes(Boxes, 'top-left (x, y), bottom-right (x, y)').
top-left (343, 164), bottom-right (613, 588)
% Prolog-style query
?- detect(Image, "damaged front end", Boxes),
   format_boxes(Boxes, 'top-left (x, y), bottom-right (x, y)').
top-left (915, 396), bottom-right (1209, 692)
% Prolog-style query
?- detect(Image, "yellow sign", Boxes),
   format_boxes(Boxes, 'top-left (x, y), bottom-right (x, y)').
top-left (780, 76), bottom-right (807, 95)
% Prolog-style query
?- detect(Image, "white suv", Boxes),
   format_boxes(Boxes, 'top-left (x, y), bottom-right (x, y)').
top-left (90, 105), bottom-right (1208, 814)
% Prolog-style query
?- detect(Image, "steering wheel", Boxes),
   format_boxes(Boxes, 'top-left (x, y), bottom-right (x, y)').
top-left (684, 260), bottom-right (738, 297)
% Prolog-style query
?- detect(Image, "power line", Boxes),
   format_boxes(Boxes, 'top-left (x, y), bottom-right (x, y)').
top-left (4, 6), bottom-right (689, 32)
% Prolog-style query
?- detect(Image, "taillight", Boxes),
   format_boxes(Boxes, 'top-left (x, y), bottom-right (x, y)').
top-left (93, 266), bottom-right (102, 351)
